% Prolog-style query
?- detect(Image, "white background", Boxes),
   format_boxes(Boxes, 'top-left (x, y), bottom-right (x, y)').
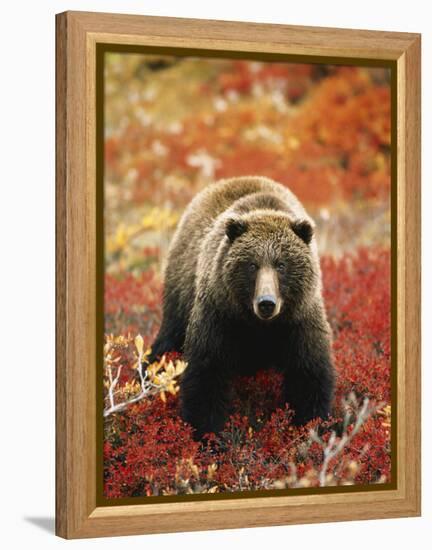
top-left (1, 0), bottom-right (430, 547)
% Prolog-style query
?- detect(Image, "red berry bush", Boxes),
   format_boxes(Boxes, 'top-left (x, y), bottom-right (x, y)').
top-left (103, 248), bottom-right (391, 497)
top-left (103, 56), bottom-right (392, 498)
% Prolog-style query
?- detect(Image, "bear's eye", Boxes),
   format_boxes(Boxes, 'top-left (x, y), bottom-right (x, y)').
top-left (248, 262), bottom-right (258, 273)
top-left (276, 262), bottom-right (286, 272)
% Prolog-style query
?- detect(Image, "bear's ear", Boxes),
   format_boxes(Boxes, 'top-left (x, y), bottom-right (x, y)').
top-left (226, 218), bottom-right (248, 243)
top-left (291, 219), bottom-right (314, 245)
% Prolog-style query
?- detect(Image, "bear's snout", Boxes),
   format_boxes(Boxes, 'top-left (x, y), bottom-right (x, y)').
top-left (257, 295), bottom-right (277, 319)
top-left (253, 267), bottom-right (282, 320)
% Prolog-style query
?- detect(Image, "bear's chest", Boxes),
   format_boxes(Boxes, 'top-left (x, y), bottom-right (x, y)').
top-left (228, 321), bottom-right (289, 376)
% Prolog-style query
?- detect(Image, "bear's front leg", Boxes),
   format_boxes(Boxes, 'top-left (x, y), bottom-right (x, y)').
top-left (180, 307), bottom-right (233, 440)
top-left (282, 314), bottom-right (335, 426)
top-left (180, 355), bottom-right (232, 440)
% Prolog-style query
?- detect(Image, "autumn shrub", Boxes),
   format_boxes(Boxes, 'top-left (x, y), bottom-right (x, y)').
top-left (322, 248), bottom-right (391, 406)
top-left (105, 269), bottom-right (162, 342)
top-left (103, 247), bottom-right (391, 498)
top-left (102, 53), bottom-right (392, 498)
top-left (104, 61), bottom-right (390, 218)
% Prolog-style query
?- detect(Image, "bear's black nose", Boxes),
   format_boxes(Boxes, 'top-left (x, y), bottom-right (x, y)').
top-left (257, 295), bottom-right (276, 318)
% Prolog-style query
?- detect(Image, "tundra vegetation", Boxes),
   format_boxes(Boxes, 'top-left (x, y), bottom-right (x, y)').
top-left (103, 55), bottom-right (391, 497)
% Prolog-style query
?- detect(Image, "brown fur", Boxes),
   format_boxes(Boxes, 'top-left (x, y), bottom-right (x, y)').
top-left (150, 176), bottom-right (335, 438)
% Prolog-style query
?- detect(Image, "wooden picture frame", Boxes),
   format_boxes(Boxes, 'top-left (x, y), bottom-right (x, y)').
top-left (56, 11), bottom-right (421, 539)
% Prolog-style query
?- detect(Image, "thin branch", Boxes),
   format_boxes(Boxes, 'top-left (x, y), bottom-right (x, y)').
top-left (310, 395), bottom-right (383, 487)
top-left (103, 338), bottom-right (187, 418)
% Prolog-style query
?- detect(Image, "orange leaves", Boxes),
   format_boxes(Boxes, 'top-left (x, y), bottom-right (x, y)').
top-left (104, 57), bottom-right (391, 229)
top-left (102, 55), bottom-right (392, 497)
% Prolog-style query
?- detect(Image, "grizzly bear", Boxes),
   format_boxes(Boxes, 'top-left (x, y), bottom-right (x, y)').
top-left (150, 176), bottom-right (335, 439)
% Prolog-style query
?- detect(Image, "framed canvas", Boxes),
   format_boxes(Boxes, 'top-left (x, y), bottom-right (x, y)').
top-left (55, 11), bottom-right (421, 539)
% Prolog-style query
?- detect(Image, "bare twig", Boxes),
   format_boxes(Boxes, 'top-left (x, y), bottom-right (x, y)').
top-left (309, 393), bottom-right (384, 486)
top-left (107, 363), bottom-right (123, 411)
top-left (103, 335), bottom-right (187, 418)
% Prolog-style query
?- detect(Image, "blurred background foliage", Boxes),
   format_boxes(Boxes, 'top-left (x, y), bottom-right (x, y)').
top-left (104, 54), bottom-right (391, 277)
top-left (103, 54), bottom-right (392, 496)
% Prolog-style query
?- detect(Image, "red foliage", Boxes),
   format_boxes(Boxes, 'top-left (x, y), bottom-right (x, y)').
top-left (322, 248), bottom-right (391, 405)
top-left (104, 248), bottom-right (391, 497)
top-left (105, 64), bottom-right (390, 210)
top-left (104, 269), bottom-right (162, 343)
top-left (104, 396), bottom-right (200, 497)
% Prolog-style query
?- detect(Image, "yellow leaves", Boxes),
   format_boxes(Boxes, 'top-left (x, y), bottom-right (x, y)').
top-left (134, 342), bottom-right (188, 402)
top-left (132, 335), bottom-right (152, 369)
top-left (207, 463), bottom-right (217, 481)
top-left (113, 223), bottom-right (129, 249)
top-left (175, 458), bottom-right (200, 486)
top-left (144, 353), bottom-right (187, 401)
top-left (287, 135), bottom-right (300, 150)
top-left (141, 207), bottom-right (179, 231)
top-left (173, 359), bottom-right (187, 377)
top-left (347, 460), bottom-right (359, 476)
top-left (146, 354), bottom-right (188, 402)
top-left (106, 207), bottom-right (179, 255)
top-left (166, 382), bottom-right (177, 396)
top-left (104, 333), bottom-right (188, 408)
top-left (377, 404), bottom-right (391, 429)
top-left (134, 334), bottom-right (152, 362)
top-left (105, 333), bottom-right (133, 350)
top-left (106, 223), bottom-right (134, 255)
top-left (374, 152), bottom-right (387, 171)
top-left (189, 462), bottom-right (200, 479)
top-left (134, 334), bottom-right (144, 355)
top-left (146, 360), bottom-right (163, 377)
top-left (104, 334), bottom-right (133, 370)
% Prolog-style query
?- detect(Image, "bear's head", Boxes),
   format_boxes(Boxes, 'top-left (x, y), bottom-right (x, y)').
top-left (222, 211), bottom-right (317, 322)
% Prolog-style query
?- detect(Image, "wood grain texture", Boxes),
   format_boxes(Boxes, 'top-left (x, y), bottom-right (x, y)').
top-left (55, 12), bottom-right (67, 538)
top-left (401, 36), bottom-right (421, 513)
top-left (55, 11), bottom-right (421, 539)
top-left (56, 11), bottom-right (97, 537)
top-left (69, 10), bottom-right (418, 59)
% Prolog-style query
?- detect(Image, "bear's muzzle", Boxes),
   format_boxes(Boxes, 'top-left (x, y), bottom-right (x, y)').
top-left (253, 267), bottom-right (282, 320)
